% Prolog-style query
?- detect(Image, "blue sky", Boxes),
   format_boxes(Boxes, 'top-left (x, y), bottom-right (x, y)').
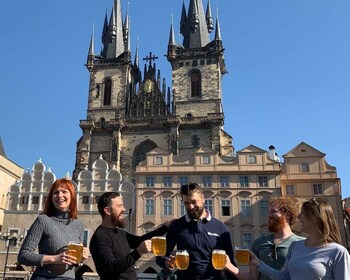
top-left (0, 0), bottom-right (349, 198)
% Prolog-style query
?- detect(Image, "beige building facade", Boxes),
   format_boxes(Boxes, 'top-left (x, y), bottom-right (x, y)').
top-left (0, 137), bottom-right (23, 229)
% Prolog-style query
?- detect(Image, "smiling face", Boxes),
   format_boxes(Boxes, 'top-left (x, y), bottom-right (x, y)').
top-left (108, 196), bottom-right (126, 228)
top-left (297, 209), bottom-right (317, 234)
top-left (182, 192), bottom-right (205, 220)
top-left (52, 186), bottom-right (72, 212)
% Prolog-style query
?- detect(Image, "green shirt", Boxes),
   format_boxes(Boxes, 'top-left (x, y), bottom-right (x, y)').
top-left (252, 233), bottom-right (305, 280)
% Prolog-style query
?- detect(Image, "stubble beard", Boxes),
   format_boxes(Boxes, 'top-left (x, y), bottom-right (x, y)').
top-left (187, 205), bottom-right (205, 220)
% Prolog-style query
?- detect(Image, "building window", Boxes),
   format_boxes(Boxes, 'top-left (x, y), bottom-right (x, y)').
top-left (103, 78), bottom-right (112, 106)
top-left (221, 199), bottom-right (231, 216)
top-left (205, 199), bottom-right (213, 214)
top-left (179, 176), bottom-right (188, 186)
top-left (82, 196), bottom-right (90, 204)
top-left (146, 176), bottom-right (155, 187)
top-left (258, 176), bottom-right (268, 187)
top-left (242, 233), bottom-right (253, 249)
top-left (20, 196), bottom-right (29, 205)
top-left (94, 196), bottom-right (100, 204)
top-left (180, 201), bottom-right (185, 216)
top-left (220, 176), bottom-right (229, 187)
top-left (241, 200), bottom-right (251, 217)
top-left (239, 176), bottom-right (249, 187)
top-left (145, 199), bottom-right (155, 215)
top-left (301, 163), bottom-right (310, 172)
top-left (163, 177), bottom-right (172, 187)
top-left (286, 185), bottom-right (295, 195)
top-left (202, 156), bottom-right (210, 164)
top-left (190, 70), bottom-right (201, 97)
top-left (163, 199), bottom-right (173, 215)
top-left (259, 200), bottom-right (268, 217)
top-left (313, 184), bottom-right (323, 195)
top-left (202, 176), bottom-right (212, 187)
top-left (248, 155), bottom-right (256, 164)
top-left (32, 196), bottom-right (39, 204)
top-left (83, 230), bottom-right (89, 247)
top-left (154, 156), bottom-right (163, 165)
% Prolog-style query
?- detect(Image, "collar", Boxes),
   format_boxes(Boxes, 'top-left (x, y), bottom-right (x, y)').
top-left (185, 209), bottom-right (212, 223)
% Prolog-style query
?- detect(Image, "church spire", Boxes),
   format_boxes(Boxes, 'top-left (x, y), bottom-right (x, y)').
top-left (86, 23), bottom-right (95, 70)
top-left (0, 136), bottom-right (6, 157)
top-left (182, 0), bottom-right (210, 48)
top-left (206, 0), bottom-right (214, 33)
top-left (215, 9), bottom-right (222, 41)
top-left (102, 0), bottom-right (125, 59)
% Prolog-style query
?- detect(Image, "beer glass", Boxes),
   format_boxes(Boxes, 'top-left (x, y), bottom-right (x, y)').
top-left (151, 236), bottom-right (166, 256)
top-left (212, 249), bottom-right (226, 270)
top-left (67, 242), bottom-right (84, 263)
top-left (234, 245), bottom-right (250, 266)
top-left (175, 250), bottom-right (190, 270)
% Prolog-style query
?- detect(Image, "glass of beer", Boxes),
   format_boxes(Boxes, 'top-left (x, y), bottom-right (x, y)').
top-left (234, 245), bottom-right (250, 266)
top-left (151, 236), bottom-right (166, 256)
top-left (212, 249), bottom-right (226, 270)
top-left (67, 242), bottom-right (84, 263)
top-left (175, 250), bottom-right (190, 270)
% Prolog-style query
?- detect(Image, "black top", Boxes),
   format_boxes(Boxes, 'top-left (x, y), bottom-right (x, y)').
top-left (90, 225), bottom-right (167, 280)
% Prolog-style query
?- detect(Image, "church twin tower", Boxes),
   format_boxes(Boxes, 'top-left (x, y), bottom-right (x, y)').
top-left (73, 0), bottom-right (233, 181)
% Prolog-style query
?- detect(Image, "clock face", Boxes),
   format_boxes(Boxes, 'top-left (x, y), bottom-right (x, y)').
top-left (144, 79), bottom-right (154, 93)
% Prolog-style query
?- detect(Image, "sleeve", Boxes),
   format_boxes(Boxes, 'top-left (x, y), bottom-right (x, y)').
top-left (126, 224), bottom-right (167, 249)
top-left (17, 216), bottom-right (45, 266)
top-left (333, 246), bottom-right (350, 280)
top-left (90, 229), bottom-right (141, 276)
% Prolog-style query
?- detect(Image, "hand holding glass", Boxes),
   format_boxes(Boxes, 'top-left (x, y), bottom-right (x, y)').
top-left (151, 236), bottom-right (166, 256)
top-left (67, 242), bottom-right (84, 263)
top-left (234, 245), bottom-right (250, 266)
top-left (175, 250), bottom-right (190, 270)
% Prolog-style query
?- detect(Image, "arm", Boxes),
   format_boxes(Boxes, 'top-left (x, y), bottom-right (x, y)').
top-left (225, 255), bottom-right (259, 280)
top-left (255, 250), bottom-right (291, 280)
top-left (126, 224), bottom-right (168, 249)
top-left (333, 246), bottom-right (350, 280)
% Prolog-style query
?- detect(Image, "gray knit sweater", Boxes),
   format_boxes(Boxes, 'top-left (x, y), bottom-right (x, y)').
top-left (18, 213), bottom-right (84, 279)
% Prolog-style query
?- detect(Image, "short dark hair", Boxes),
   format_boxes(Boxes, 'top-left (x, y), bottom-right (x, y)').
top-left (180, 182), bottom-right (203, 197)
top-left (97, 192), bottom-right (121, 217)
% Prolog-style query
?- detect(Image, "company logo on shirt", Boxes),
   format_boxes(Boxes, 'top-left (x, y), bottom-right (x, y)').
top-left (207, 232), bottom-right (219, 237)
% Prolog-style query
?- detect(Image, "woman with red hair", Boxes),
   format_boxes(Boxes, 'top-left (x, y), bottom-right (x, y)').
top-left (18, 179), bottom-right (89, 280)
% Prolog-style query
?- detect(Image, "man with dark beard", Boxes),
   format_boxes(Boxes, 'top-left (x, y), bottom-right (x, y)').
top-left (156, 183), bottom-right (237, 280)
top-left (90, 192), bottom-right (172, 280)
top-left (251, 197), bottom-right (304, 280)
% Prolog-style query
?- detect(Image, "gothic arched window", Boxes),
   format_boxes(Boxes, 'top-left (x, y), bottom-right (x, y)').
top-left (190, 70), bottom-right (201, 97)
top-left (103, 78), bottom-right (112, 106)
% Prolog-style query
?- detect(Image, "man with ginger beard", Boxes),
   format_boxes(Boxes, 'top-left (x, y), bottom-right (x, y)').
top-left (90, 192), bottom-right (173, 280)
top-left (251, 197), bottom-right (305, 280)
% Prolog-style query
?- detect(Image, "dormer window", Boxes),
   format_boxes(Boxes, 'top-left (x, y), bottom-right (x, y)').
top-left (301, 163), bottom-right (310, 172)
top-left (190, 70), bottom-right (201, 97)
top-left (103, 78), bottom-right (112, 106)
top-left (248, 155), bottom-right (256, 164)
top-left (202, 155), bottom-right (210, 164)
top-left (154, 156), bottom-right (163, 165)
